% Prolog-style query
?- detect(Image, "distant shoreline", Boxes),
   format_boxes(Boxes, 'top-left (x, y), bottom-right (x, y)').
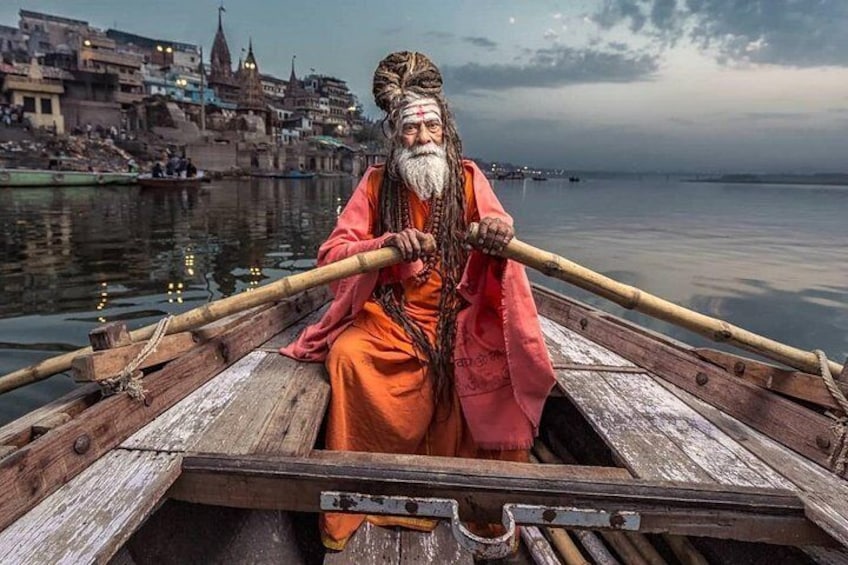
top-left (690, 174), bottom-right (848, 187)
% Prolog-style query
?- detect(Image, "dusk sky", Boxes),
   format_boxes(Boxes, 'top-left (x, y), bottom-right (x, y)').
top-left (3, 1), bottom-right (848, 173)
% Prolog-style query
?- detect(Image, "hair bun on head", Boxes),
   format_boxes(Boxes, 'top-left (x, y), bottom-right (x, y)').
top-left (373, 51), bottom-right (443, 113)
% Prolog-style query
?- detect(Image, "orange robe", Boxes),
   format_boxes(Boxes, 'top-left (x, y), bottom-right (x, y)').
top-left (322, 171), bottom-right (528, 550)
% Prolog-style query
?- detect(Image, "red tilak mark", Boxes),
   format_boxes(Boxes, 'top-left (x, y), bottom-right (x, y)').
top-left (415, 105), bottom-right (426, 118)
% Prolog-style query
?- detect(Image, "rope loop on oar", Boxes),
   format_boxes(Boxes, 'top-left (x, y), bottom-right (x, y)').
top-left (101, 315), bottom-right (173, 401)
top-left (816, 349), bottom-right (848, 476)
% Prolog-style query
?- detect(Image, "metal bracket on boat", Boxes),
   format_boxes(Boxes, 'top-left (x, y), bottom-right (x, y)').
top-left (320, 491), bottom-right (640, 560)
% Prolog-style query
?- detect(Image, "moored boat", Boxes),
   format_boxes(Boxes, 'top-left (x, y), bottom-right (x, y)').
top-left (0, 235), bottom-right (846, 564)
top-left (138, 172), bottom-right (205, 189)
top-left (0, 168), bottom-right (137, 188)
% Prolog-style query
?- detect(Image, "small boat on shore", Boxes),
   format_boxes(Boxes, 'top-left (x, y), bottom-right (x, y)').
top-left (138, 172), bottom-right (205, 189)
top-left (0, 233), bottom-right (846, 563)
top-left (0, 168), bottom-right (137, 188)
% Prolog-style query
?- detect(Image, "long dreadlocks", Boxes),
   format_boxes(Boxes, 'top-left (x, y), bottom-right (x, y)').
top-left (372, 51), bottom-right (469, 408)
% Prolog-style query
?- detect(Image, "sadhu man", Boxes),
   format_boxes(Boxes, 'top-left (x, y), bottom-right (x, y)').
top-left (282, 51), bottom-right (555, 550)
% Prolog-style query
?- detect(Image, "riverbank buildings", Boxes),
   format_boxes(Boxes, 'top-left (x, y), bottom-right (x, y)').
top-left (0, 7), bottom-right (378, 173)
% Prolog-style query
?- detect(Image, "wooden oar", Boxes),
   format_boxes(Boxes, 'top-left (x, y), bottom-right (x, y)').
top-left (468, 223), bottom-right (844, 378)
top-left (0, 245), bottom-right (408, 395)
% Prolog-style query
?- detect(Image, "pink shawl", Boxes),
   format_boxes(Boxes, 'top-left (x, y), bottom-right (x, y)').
top-left (281, 161), bottom-right (555, 449)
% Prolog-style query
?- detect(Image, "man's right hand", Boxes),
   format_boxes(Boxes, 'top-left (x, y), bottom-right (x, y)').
top-left (384, 228), bottom-right (436, 262)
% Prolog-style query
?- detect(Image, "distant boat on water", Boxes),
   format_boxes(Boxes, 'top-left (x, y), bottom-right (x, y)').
top-left (496, 171), bottom-right (525, 180)
top-left (568, 176), bottom-right (581, 183)
top-left (531, 175), bottom-right (548, 181)
top-left (138, 172), bottom-right (205, 189)
top-left (0, 168), bottom-right (137, 188)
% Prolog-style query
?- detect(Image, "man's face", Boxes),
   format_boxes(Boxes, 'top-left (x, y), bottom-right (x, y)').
top-left (400, 119), bottom-right (444, 148)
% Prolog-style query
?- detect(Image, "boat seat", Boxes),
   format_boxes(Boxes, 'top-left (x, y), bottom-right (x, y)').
top-left (0, 307), bottom-right (329, 564)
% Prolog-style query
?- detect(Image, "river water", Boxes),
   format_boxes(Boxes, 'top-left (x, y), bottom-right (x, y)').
top-left (0, 175), bottom-right (846, 424)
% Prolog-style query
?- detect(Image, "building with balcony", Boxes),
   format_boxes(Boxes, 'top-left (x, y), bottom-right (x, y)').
top-left (106, 29), bottom-right (200, 74)
top-left (76, 34), bottom-right (145, 107)
top-left (1, 59), bottom-right (67, 133)
top-left (261, 74), bottom-right (286, 102)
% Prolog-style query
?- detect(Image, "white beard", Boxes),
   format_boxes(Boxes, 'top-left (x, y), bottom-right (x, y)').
top-left (395, 144), bottom-right (448, 201)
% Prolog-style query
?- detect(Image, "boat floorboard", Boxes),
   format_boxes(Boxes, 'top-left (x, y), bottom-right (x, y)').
top-left (324, 521), bottom-right (474, 565)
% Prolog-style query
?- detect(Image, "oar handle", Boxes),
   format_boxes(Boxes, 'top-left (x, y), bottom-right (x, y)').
top-left (465, 223), bottom-right (844, 377)
top-left (0, 246), bottom-right (405, 395)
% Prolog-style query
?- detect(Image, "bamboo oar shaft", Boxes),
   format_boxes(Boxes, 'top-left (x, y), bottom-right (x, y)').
top-left (0, 246), bottom-right (405, 395)
top-left (470, 225), bottom-right (843, 377)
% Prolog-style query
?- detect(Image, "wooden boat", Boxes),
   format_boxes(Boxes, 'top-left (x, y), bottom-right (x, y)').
top-left (496, 170), bottom-right (525, 180)
top-left (532, 175), bottom-right (548, 181)
top-left (138, 172), bottom-right (205, 189)
top-left (0, 168), bottom-right (137, 188)
top-left (0, 235), bottom-right (847, 564)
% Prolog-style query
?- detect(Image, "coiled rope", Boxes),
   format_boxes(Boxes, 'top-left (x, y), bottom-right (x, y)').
top-left (815, 349), bottom-right (848, 476)
top-left (100, 315), bottom-right (173, 401)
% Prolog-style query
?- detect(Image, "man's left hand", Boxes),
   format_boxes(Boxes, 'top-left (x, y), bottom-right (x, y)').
top-left (476, 217), bottom-right (514, 256)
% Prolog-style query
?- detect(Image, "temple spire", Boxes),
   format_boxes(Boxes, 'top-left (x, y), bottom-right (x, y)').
top-left (218, 3), bottom-right (225, 30)
top-left (289, 54), bottom-right (297, 83)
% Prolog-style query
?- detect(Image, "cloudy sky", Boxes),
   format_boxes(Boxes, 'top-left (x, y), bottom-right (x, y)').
top-left (3, 1), bottom-right (848, 172)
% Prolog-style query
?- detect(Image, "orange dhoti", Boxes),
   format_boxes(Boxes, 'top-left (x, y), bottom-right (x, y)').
top-left (321, 193), bottom-right (527, 550)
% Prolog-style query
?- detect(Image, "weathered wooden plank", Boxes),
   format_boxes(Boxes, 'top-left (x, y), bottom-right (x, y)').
top-left (260, 304), bottom-right (328, 351)
top-left (72, 331), bottom-right (199, 382)
top-left (31, 412), bottom-right (72, 438)
top-left (190, 356), bottom-right (328, 456)
top-left (695, 347), bottom-right (845, 411)
top-left (325, 521), bottom-right (400, 565)
top-left (0, 308), bottom-right (282, 450)
top-left (654, 377), bottom-right (848, 548)
top-left (0, 292), bottom-right (323, 533)
top-left (120, 351), bottom-right (269, 452)
top-left (89, 321), bottom-right (132, 351)
top-left (253, 364), bottom-right (329, 456)
top-left (541, 316), bottom-right (635, 368)
top-left (803, 546), bottom-right (848, 565)
top-left (534, 287), bottom-right (838, 470)
top-left (600, 371), bottom-right (792, 489)
top-left (555, 370), bottom-right (714, 483)
top-left (0, 383), bottom-right (101, 447)
top-left (173, 451), bottom-right (831, 545)
top-left (0, 449), bottom-right (180, 564)
top-left (400, 522), bottom-right (472, 564)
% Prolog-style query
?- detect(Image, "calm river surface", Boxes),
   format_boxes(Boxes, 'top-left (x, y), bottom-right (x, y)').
top-left (1, 175), bottom-right (846, 424)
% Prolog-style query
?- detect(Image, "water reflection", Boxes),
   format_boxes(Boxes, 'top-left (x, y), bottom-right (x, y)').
top-left (0, 175), bottom-right (846, 423)
top-left (0, 178), bottom-right (354, 422)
